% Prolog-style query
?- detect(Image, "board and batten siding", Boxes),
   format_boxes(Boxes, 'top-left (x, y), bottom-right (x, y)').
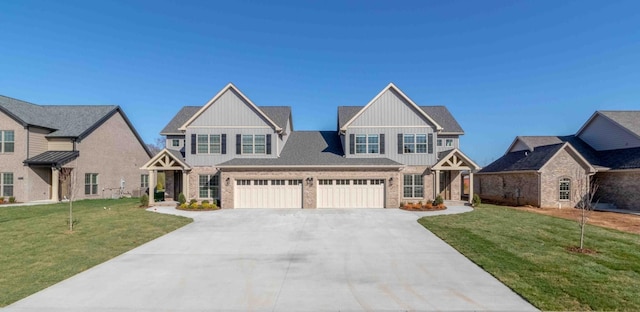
top-left (349, 89), bottom-right (439, 128)
top-left (185, 127), bottom-right (278, 166)
top-left (578, 115), bottom-right (640, 151)
top-left (47, 138), bottom-right (74, 151)
top-left (189, 88), bottom-right (274, 128)
top-left (28, 127), bottom-right (49, 157)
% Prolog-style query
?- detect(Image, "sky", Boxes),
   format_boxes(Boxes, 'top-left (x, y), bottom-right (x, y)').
top-left (1, 0), bottom-right (639, 166)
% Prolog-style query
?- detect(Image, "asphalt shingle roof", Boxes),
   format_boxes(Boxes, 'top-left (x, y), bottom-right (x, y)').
top-left (480, 144), bottom-right (565, 173)
top-left (160, 106), bottom-right (291, 135)
top-left (218, 131), bottom-right (402, 167)
top-left (337, 105), bottom-right (464, 133)
top-left (0, 95), bottom-right (118, 138)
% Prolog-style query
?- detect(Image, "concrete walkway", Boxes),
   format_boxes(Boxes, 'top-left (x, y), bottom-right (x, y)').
top-left (6, 206), bottom-right (536, 311)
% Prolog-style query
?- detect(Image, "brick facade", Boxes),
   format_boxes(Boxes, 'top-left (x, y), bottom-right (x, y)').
top-left (595, 171), bottom-right (640, 210)
top-left (539, 148), bottom-right (590, 208)
top-left (475, 172), bottom-right (539, 206)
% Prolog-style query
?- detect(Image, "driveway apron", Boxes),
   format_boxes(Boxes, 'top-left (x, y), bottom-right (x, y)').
top-left (6, 206), bottom-right (536, 311)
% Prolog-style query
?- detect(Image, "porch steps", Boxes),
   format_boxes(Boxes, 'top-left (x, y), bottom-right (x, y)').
top-left (444, 200), bottom-right (470, 207)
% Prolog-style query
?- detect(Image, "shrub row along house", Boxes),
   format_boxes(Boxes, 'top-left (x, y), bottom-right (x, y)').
top-left (142, 83), bottom-right (480, 208)
top-left (475, 111), bottom-right (640, 210)
top-left (0, 95), bottom-right (152, 202)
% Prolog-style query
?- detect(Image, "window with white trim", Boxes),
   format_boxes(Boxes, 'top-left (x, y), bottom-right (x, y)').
top-left (403, 134), bottom-right (427, 154)
top-left (319, 179), bottom-right (333, 185)
top-left (336, 179), bottom-right (350, 185)
top-left (242, 135), bottom-right (266, 154)
top-left (559, 178), bottom-right (571, 201)
top-left (370, 179), bottom-right (385, 185)
top-left (0, 130), bottom-right (14, 153)
top-left (254, 179), bottom-right (268, 185)
top-left (271, 180), bottom-right (285, 185)
top-left (445, 139), bottom-right (454, 147)
top-left (437, 139), bottom-right (442, 147)
top-left (353, 179), bottom-right (367, 185)
top-left (288, 180), bottom-right (302, 185)
top-left (85, 173), bottom-right (98, 195)
top-left (355, 134), bottom-right (379, 154)
top-left (199, 174), bottom-right (219, 199)
top-left (140, 174), bottom-right (149, 188)
top-left (403, 174), bottom-right (423, 198)
top-left (172, 139), bottom-right (180, 147)
top-left (197, 134), bottom-right (221, 154)
top-left (237, 180), bottom-right (251, 186)
top-left (1, 172), bottom-right (13, 197)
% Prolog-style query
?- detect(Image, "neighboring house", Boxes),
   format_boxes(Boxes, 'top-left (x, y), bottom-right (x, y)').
top-left (475, 111), bottom-right (640, 210)
top-left (0, 95), bottom-right (152, 202)
top-left (143, 83), bottom-right (479, 208)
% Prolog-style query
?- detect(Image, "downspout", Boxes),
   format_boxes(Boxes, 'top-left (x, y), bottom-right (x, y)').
top-left (537, 172), bottom-right (542, 208)
top-left (26, 126), bottom-right (30, 160)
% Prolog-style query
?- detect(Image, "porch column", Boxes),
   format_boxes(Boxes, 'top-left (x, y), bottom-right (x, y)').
top-left (469, 171), bottom-right (474, 205)
top-left (182, 170), bottom-right (188, 200)
top-left (148, 170), bottom-right (156, 205)
top-left (51, 168), bottom-right (59, 202)
top-left (434, 169), bottom-right (440, 199)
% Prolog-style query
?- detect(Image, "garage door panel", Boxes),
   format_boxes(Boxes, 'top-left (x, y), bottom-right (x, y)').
top-left (317, 181), bottom-right (384, 208)
top-left (235, 182), bottom-right (302, 208)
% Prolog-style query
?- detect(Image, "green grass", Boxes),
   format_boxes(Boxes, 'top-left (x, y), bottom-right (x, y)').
top-left (418, 204), bottom-right (640, 311)
top-left (0, 198), bottom-right (191, 307)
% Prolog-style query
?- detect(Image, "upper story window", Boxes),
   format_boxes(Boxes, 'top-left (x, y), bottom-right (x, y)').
top-left (445, 139), bottom-right (454, 147)
top-left (242, 135), bottom-right (266, 154)
top-left (197, 135), bottom-right (221, 154)
top-left (403, 134), bottom-right (427, 154)
top-left (559, 178), bottom-right (571, 201)
top-left (172, 139), bottom-right (180, 147)
top-left (0, 130), bottom-right (15, 153)
top-left (355, 134), bottom-right (379, 154)
top-left (437, 139), bottom-right (442, 147)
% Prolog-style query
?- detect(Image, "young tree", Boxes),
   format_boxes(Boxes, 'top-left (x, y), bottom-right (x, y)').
top-left (59, 158), bottom-right (79, 232)
top-left (574, 175), bottom-right (599, 250)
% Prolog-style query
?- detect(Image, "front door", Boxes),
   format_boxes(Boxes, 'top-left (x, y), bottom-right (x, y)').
top-left (439, 171), bottom-right (451, 200)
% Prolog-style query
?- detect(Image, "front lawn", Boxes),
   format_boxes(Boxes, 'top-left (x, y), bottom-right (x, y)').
top-left (0, 198), bottom-right (191, 307)
top-left (419, 204), bottom-right (640, 311)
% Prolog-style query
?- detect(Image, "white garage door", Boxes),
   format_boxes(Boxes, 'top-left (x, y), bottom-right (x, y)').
top-left (234, 179), bottom-right (302, 208)
top-left (317, 179), bottom-right (385, 208)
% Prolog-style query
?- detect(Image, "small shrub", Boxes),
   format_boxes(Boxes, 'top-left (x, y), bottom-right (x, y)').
top-left (9, 196), bottom-right (16, 203)
top-left (189, 199), bottom-right (197, 205)
top-left (436, 203), bottom-right (446, 210)
top-left (433, 195), bottom-right (444, 206)
top-left (201, 203), bottom-right (212, 209)
top-left (177, 193), bottom-right (187, 205)
top-left (472, 194), bottom-right (482, 207)
top-left (188, 202), bottom-right (199, 209)
top-left (424, 202), bottom-right (433, 209)
top-left (201, 200), bottom-right (209, 205)
top-left (0, 196), bottom-right (4, 203)
top-left (140, 194), bottom-right (149, 207)
top-left (399, 201), bottom-right (404, 208)
top-left (417, 201), bottom-right (423, 207)
top-left (179, 203), bottom-right (188, 209)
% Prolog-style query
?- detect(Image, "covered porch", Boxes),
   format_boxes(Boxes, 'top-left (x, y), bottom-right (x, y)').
top-left (23, 151), bottom-right (80, 201)
top-left (140, 149), bottom-right (191, 205)
top-left (431, 149), bottom-right (480, 205)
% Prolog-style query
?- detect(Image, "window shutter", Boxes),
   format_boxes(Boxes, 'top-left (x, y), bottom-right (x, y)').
top-left (349, 134), bottom-right (354, 154)
top-left (380, 134), bottom-right (385, 154)
top-left (428, 133), bottom-right (433, 154)
top-left (191, 134), bottom-right (196, 155)
top-left (266, 134), bottom-right (272, 155)
top-left (221, 134), bottom-right (227, 154)
top-left (397, 133), bottom-right (403, 154)
top-left (236, 134), bottom-right (241, 154)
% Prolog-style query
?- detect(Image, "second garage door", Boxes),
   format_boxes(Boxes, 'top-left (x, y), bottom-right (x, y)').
top-left (317, 179), bottom-right (385, 208)
top-left (235, 179), bottom-right (303, 208)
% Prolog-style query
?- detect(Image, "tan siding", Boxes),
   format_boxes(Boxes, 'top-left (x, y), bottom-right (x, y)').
top-left (28, 127), bottom-right (49, 156)
top-left (0, 110), bottom-right (29, 201)
top-left (48, 138), bottom-right (74, 151)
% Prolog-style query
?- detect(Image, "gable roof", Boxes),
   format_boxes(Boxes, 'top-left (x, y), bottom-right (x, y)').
top-left (0, 95), bottom-right (152, 157)
top-left (337, 105), bottom-right (463, 134)
top-left (432, 148), bottom-right (480, 170)
top-left (576, 110), bottom-right (640, 139)
top-left (339, 83), bottom-right (443, 132)
top-left (161, 105), bottom-right (292, 135)
top-left (178, 83), bottom-right (283, 132)
top-left (218, 131), bottom-right (402, 168)
top-left (481, 143), bottom-right (566, 173)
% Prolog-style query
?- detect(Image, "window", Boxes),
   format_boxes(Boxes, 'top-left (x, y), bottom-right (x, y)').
top-left (254, 179), bottom-right (268, 185)
top-left (355, 134), bottom-right (379, 154)
top-left (559, 178), bottom-right (571, 201)
top-left (242, 135), bottom-right (266, 154)
top-left (237, 180), bottom-right (251, 186)
top-left (445, 139), bottom-right (454, 147)
top-left (172, 139), bottom-right (180, 147)
top-left (336, 179), bottom-right (350, 185)
top-left (403, 134), bottom-right (427, 154)
top-left (1, 173), bottom-right (13, 197)
top-left (437, 139), bottom-right (442, 147)
top-left (403, 174), bottom-right (423, 198)
top-left (353, 179), bottom-right (367, 185)
top-left (271, 180), bottom-right (285, 185)
top-left (0, 130), bottom-right (14, 153)
top-left (199, 174), bottom-right (219, 199)
top-left (319, 179), bottom-right (333, 185)
top-left (288, 180), bottom-right (302, 185)
top-left (140, 174), bottom-right (149, 188)
top-left (85, 173), bottom-right (98, 195)
top-left (370, 179), bottom-right (385, 185)
top-left (197, 135), bottom-right (221, 154)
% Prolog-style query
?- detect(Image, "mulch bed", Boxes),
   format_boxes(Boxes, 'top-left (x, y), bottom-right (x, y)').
top-left (565, 246), bottom-right (598, 254)
top-left (400, 205), bottom-right (447, 212)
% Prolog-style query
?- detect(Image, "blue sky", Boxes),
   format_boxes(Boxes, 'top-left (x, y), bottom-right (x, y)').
top-left (1, 0), bottom-right (639, 165)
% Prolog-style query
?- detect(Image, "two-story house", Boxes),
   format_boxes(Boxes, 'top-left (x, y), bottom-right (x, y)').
top-left (0, 95), bottom-right (152, 202)
top-left (475, 111), bottom-right (640, 210)
top-left (142, 83), bottom-right (479, 208)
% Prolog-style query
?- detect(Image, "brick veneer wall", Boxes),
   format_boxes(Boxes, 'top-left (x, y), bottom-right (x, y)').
top-left (595, 171), bottom-right (640, 210)
top-left (539, 148), bottom-right (590, 208)
top-left (474, 172), bottom-right (539, 206)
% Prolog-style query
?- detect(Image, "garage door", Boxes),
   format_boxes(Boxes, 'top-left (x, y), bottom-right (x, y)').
top-left (317, 179), bottom-right (385, 208)
top-left (234, 179), bottom-right (302, 208)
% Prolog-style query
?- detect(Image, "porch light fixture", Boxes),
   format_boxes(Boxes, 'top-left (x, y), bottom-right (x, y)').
top-left (225, 177), bottom-right (230, 186)
top-left (389, 177), bottom-right (393, 186)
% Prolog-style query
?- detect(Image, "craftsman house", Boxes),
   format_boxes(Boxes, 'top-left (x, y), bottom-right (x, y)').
top-left (0, 95), bottom-right (152, 202)
top-left (475, 111), bottom-right (640, 210)
top-left (143, 83), bottom-right (479, 208)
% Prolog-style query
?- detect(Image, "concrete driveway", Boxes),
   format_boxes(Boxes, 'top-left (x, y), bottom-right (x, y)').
top-left (6, 206), bottom-right (536, 311)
